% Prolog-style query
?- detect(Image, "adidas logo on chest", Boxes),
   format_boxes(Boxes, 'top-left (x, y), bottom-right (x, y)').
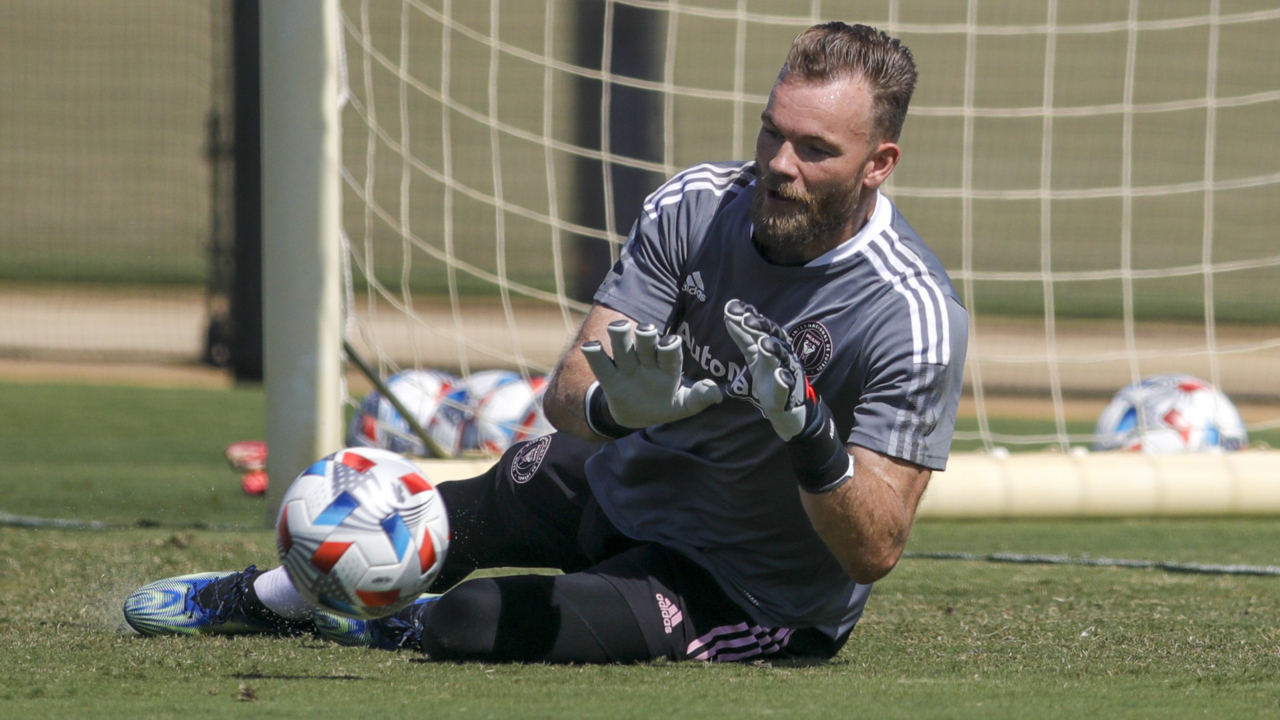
top-left (682, 271), bottom-right (706, 302)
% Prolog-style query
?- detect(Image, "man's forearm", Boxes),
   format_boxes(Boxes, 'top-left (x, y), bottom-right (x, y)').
top-left (544, 349), bottom-right (608, 441)
top-left (798, 445), bottom-right (930, 584)
top-left (543, 304), bottom-right (634, 442)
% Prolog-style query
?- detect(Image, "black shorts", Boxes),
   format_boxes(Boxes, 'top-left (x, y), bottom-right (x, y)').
top-left (430, 433), bottom-right (846, 663)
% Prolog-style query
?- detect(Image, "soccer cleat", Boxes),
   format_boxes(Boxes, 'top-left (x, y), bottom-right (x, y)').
top-left (314, 595), bottom-right (440, 651)
top-left (123, 565), bottom-right (310, 637)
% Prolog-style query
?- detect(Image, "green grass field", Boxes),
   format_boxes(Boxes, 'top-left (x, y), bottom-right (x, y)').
top-left (2, 380), bottom-right (1279, 718)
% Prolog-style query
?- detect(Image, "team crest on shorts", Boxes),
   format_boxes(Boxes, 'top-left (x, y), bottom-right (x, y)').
top-left (788, 321), bottom-right (833, 375)
top-left (509, 434), bottom-right (552, 484)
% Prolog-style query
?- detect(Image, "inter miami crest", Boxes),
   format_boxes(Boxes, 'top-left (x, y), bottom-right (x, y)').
top-left (788, 320), bottom-right (833, 375)
top-left (509, 434), bottom-right (552, 484)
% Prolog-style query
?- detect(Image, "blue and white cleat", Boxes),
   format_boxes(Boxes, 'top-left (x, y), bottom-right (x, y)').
top-left (314, 595), bottom-right (440, 650)
top-left (123, 565), bottom-right (309, 637)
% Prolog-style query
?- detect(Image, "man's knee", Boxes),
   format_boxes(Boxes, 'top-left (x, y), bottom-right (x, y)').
top-left (420, 578), bottom-right (502, 660)
top-left (420, 575), bottom-right (559, 661)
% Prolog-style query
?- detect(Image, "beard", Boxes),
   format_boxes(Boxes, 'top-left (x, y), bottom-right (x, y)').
top-left (750, 172), bottom-right (863, 259)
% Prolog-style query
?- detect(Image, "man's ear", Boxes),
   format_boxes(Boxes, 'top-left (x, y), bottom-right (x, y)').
top-left (863, 142), bottom-right (900, 190)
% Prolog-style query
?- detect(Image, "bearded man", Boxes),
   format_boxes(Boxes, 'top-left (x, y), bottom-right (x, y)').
top-left (125, 21), bottom-right (968, 665)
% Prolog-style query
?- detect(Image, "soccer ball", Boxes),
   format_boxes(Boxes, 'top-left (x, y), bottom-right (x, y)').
top-left (1093, 374), bottom-right (1247, 453)
top-left (466, 371), bottom-right (554, 455)
top-left (276, 447), bottom-right (450, 619)
top-left (347, 369), bottom-right (471, 458)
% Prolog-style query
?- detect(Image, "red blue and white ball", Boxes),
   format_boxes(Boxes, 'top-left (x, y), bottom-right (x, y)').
top-left (347, 369), bottom-right (471, 458)
top-left (276, 447), bottom-right (450, 619)
top-left (465, 370), bottom-right (554, 455)
top-left (1093, 374), bottom-right (1247, 454)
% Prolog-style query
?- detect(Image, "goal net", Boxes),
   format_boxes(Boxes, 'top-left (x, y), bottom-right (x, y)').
top-left (334, 0), bottom-right (1280, 512)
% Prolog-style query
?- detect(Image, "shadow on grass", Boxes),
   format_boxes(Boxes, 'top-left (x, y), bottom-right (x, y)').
top-left (403, 656), bottom-right (837, 668)
top-left (232, 672), bottom-right (361, 681)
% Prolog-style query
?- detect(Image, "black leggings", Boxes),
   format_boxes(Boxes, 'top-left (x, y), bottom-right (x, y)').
top-left (424, 434), bottom-right (650, 662)
top-left (419, 572), bottom-right (651, 663)
top-left (423, 433), bottom-right (842, 664)
top-left (429, 433), bottom-right (612, 589)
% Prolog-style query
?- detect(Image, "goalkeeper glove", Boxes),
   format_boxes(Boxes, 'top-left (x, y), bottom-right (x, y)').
top-left (724, 300), bottom-right (851, 493)
top-left (580, 319), bottom-right (724, 438)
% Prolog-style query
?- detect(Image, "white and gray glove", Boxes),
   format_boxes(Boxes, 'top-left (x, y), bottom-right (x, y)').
top-left (724, 299), bottom-right (811, 441)
top-left (724, 299), bottom-right (852, 494)
top-left (580, 319), bottom-right (724, 436)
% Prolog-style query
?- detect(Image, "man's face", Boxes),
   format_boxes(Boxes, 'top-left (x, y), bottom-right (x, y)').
top-left (751, 74), bottom-right (881, 260)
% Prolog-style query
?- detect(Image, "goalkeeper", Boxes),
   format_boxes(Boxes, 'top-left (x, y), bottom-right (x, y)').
top-left (124, 21), bottom-right (967, 663)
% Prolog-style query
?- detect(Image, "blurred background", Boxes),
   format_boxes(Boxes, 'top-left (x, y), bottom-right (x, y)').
top-left (2, 0), bottom-right (1278, 454)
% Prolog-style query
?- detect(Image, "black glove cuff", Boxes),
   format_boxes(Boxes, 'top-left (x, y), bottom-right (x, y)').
top-left (786, 398), bottom-right (852, 494)
top-left (583, 382), bottom-right (637, 440)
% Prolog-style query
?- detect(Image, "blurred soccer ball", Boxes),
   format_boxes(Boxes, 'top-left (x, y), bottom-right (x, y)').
top-left (347, 369), bottom-right (471, 458)
top-left (276, 447), bottom-right (449, 619)
top-left (465, 370), bottom-right (554, 455)
top-left (1093, 374), bottom-right (1247, 453)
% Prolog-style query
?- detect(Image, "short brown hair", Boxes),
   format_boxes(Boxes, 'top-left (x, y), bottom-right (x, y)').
top-left (782, 22), bottom-right (917, 142)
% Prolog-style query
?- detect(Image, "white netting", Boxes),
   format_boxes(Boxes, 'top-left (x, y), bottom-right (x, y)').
top-left (337, 0), bottom-right (1280, 455)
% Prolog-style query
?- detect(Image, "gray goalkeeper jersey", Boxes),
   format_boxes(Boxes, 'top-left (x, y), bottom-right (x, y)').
top-left (588, 161), bottom-right (969, 636)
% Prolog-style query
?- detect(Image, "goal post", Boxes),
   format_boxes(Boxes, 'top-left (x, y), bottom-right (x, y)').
top-left (265, 0), bottom-right (1280, 519)
top-left (261, 0), bottom-right (346, 520)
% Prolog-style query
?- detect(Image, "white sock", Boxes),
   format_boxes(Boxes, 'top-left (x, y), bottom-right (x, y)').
top-left (252, 566), bottom-right (313, 620)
